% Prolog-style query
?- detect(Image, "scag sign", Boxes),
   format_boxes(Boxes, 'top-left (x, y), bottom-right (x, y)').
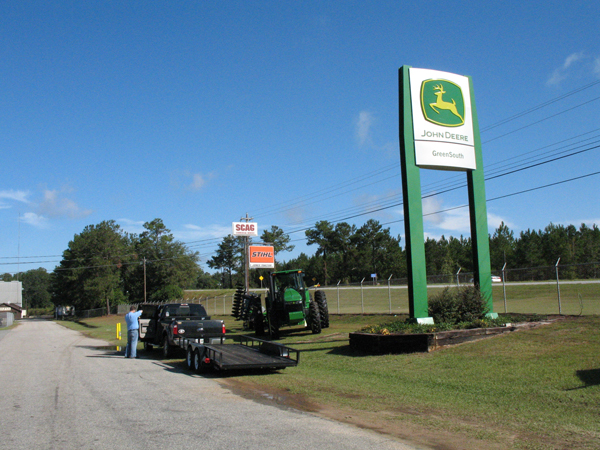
top-left (248, 245), bottom-right (275, 269)
top-left (232, 222), bottom-right (258, 236)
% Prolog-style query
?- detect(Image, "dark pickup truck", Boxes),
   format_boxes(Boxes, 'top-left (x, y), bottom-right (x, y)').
top-left (138, 303), bottom-right (225, 358)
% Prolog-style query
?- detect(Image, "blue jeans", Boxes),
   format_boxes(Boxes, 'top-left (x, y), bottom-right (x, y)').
top-left (125, 329), bottom-right (139, 358)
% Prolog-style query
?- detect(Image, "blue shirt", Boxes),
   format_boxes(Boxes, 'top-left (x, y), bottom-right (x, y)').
top-left (125, 310), bottom-right (143, 330)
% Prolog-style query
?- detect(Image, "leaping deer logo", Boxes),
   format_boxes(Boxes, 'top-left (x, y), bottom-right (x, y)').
top-left (429, 83), bottom-right (464, 122)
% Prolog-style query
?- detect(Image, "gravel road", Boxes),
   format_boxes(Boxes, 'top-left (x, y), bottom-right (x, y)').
top-left (0, 320), bottom-right (417, 450)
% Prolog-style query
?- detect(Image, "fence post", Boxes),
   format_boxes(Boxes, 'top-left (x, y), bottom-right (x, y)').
top-left (502, 263), bottom-right (508, 313)
top-left (388, 274), bottom-right (393, 314)
top-left (337, 280), bottom-right (341, 314)
top-left (360, 278), bottom-right (365, 314)
top-left (456, 267), bottom-right (462, 286)
top-left (555, 258), bottom-right (562, 314)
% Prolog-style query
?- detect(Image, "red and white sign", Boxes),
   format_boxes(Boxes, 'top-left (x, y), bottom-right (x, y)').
top-left (232, 222), bottom-right (258, 236)
top-left (248, 245), bottom-right (275, 269)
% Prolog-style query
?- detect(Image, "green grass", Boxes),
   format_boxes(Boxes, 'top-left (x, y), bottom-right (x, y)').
top-left (57, 312), bottom-right (600, 449)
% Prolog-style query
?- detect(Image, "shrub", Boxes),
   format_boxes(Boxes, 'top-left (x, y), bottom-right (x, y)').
top-left (428, 286), bottom-right (488, 324)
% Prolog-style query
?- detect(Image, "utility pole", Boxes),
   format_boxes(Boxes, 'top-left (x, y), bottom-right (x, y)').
top-left (143, 258), bottom-right (147, 302)
top-left (240, 213), bottom-right (253, 293)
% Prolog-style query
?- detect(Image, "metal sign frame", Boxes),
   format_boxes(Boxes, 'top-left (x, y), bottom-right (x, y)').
top-left (399, 66), bottom-right (494, 321)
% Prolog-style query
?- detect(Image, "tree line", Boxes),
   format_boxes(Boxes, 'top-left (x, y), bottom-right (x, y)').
top-left (3, 219), bottom-right (599, 311)
top-left (206, 220), bottom-right (600, 287)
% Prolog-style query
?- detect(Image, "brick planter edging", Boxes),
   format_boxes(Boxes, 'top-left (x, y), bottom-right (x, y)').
top-left (349, 325), bottom-right (517, 354)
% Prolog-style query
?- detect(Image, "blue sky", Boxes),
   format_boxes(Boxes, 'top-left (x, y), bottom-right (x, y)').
top-left (1, 1), bottom-right (599, 275)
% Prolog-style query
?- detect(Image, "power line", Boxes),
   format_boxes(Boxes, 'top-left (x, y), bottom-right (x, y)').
top-left (480, 80), bottom-right (600, 133)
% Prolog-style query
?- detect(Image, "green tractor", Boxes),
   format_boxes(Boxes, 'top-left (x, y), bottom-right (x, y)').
top-left (231, 269), bottom-right (329, 339)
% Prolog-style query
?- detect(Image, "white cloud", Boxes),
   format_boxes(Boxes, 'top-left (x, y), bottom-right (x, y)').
top-left (188, 173), bottom-right (211, 191)
top-left (37, 189), bottom-right (93, 219)
top-left (355, 111), bottom-right (374, 147)
top-left (563, 51), bottom-right (585, 69)
top-left (170, 170), bottom-right (216, 191)
top-left (422, 197), bottom-right (444, 225)
top-left (175, 223), bottom-right (232, 240)
top-left (423, 196), bottom-right (470, 233)
top-left (0, 189), bottom-right (30, 203)
top-left (21, 212), bottom-right (49, 229)
top-left (487, 213), bottom-right (514, 232)
top-left (283, 204), bottom-right (308, 225)
top-left (547, 51), bottom-right (586, 86)
top-left (117, 218), bottom-right (146, 235)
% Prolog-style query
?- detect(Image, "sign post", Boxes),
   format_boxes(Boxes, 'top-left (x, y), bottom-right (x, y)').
top-left (232, 215), bottom-right (258, 293)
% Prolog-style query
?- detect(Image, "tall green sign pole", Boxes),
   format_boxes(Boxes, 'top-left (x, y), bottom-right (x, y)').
top-left (466, 76), bottom-right (494, 311)
top-left (399, 67), bottom-right (429, 320)
top-left (399, 66), bottom-right (495, 320)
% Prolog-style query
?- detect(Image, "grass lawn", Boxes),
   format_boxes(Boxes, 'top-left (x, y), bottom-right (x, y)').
top-left (57, 313), bottom-right (600, 450)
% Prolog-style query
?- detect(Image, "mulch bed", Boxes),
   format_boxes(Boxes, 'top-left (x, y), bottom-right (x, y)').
top-left (349, 325), bottom-right (521, 354)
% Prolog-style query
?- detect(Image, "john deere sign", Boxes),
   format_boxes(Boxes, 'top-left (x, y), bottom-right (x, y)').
top-left (410, 69), bottom-right (476, 171)
top-left (399, 66), bottom-right (494, 322)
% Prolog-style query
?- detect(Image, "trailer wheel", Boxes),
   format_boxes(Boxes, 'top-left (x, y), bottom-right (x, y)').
top-left (309, 301), bottom-right (322, 334)
top-left (186, 346), bottom-right (194, 370)
top-left (162, 335), bottom-right (171, 359)
top-left (315, 290), bottom-right (330, 328)
top-left (193, 349), bottom-right (204, 373)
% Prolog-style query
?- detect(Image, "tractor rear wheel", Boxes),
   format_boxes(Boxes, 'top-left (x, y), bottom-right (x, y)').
top-left (309, 301), bottom-right (322, 334)
top-left (268, 314), bottom-right (280, 340)
top-left (254, 309), bottom-right (265, 336)
top-left (314, 290), bottom-right (329, 328)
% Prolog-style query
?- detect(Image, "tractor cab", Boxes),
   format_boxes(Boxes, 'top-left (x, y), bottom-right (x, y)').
top-left (272, 270), bottom-right (308, 305)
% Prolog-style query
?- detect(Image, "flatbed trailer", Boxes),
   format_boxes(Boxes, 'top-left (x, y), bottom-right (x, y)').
top-left (183, 335), bottom-right (300, 373)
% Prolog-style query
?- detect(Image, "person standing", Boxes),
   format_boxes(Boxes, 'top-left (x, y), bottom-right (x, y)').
top-left (124, 305), bottom-right (143, 358)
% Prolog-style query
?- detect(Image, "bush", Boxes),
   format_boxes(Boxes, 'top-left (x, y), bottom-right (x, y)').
top-left (27, 307), bottom-right (55, 317)
top-left (428, 286), bottom-right (488, 324)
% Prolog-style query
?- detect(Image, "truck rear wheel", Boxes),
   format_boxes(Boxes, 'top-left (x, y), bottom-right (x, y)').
top-left (186, 346), bottom-right (194, 370)
top-left (162, 335), bottom-right (171, 359)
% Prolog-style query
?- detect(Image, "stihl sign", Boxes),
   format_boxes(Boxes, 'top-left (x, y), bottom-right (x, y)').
top-left (232, 222), bottom-right (258, 236)
top-left (248, 245), bottom-right (275, 269)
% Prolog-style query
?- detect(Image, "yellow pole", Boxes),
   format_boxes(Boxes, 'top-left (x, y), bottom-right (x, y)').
top-left (117, 322), bottom-right (121, 340)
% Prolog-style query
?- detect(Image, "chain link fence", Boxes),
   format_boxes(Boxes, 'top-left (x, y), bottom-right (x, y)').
top-left (76, 262), bottom-right (599, 319)
top-left (187, 261), bottom-right (600, 317)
